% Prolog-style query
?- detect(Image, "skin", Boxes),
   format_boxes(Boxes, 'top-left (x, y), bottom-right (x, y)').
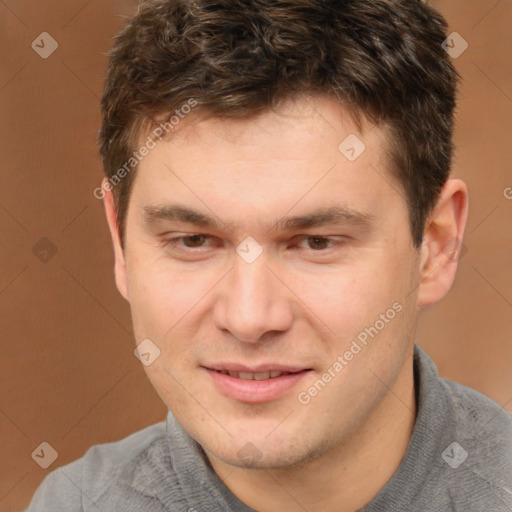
top-left (102, 94), bottom-right (468, 512)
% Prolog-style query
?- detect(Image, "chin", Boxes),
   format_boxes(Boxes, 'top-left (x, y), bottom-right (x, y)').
top-left (206, 431), bottom-right (333, 471)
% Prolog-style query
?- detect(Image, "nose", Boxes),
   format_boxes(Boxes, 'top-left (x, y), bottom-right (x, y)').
top-left (213, 252), bottom-right (293, 343)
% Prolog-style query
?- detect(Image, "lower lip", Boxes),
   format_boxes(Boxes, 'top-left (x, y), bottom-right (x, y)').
top-left (203, 368), bottom-right (310, 403)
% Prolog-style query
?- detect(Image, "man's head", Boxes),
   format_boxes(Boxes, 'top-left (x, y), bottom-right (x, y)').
top-left (98, 0), bottom-right (459, 249)
top-left (97, 0), bottom-right (468, 471)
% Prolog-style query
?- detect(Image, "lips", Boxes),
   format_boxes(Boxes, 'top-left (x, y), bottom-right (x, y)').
top-left (215, 369), bottom-right (298, 380)
top-left (205, 363), bottom-right (308, 374)
top-left (202, 364), bottom-right (311, 403)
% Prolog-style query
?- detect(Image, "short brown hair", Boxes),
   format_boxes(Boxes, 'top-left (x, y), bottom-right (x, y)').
top-left (98, 0), bottom-right (459, 248)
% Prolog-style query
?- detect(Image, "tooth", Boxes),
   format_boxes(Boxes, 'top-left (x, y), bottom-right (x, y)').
top-left (270, 370), bottom-right (282, 378)
top-left (238, 371), bottom-right (254, 380)
top-left (221, 370), bottom-right (228, 375)
top-left (228, 371), bottom-right (239, 378)
top-left (254, 371), bottom-right (270, 380)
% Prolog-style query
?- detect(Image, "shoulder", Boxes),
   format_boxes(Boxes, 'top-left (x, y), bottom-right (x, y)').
top-left (406, 347), bottom-right (512, 511)
top-left (440, 376), bottom-right (512, 446)
top-left (26, 419), bottom-right (170, 511)
top-left (437, 377), bottom-right (512, 508)
top-left (415, 345), bottom-right (511, 448)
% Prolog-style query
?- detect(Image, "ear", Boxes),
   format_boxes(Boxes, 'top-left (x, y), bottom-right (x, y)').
top-left (101, 178), bottom-right (130, 302)
top-left (417, 178), bottom-right (469, 307)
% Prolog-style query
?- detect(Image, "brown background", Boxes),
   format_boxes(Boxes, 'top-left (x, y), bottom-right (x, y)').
top-left (1, 1), bottom-right (511, 510)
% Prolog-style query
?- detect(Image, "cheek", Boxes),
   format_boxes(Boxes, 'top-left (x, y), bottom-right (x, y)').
top-left (127, 260), bottom-right (220, 351)
top-left (305, 256), bottom-right (412, 355)
top-left (127, 264), bottom-right (183, 333)
top-left (129, 275), bottom-right (167, 336)
top-left (286, 263), bottom-right (397, 327)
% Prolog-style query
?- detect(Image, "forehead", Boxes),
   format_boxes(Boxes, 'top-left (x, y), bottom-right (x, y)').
top-left (131, 95), bottom-right (403, 232)
top-left (156, 95), bottom-right (372, 157)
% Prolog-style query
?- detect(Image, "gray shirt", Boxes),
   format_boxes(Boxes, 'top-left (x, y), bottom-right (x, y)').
top-left (26, 346), bottom-right (512, 511)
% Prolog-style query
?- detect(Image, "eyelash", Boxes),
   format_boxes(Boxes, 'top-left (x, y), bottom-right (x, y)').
top-left (162, 234), bottom-right (343, 252)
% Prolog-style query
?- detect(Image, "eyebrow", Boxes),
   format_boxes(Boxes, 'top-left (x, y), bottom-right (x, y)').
top-left (142, 204), bottom-right (375, 233)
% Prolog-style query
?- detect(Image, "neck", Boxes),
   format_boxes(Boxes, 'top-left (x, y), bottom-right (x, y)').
top-left (207, 355), bottom-right (417, 512)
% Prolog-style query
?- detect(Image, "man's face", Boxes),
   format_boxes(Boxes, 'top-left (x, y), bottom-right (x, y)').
top-left (113, 95), bottom-right (422, 469)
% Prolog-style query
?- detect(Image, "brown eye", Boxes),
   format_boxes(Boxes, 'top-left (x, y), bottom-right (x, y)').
top-left (306, 236), bottom-right (331, 250)
top-left (181, 234), bottom-right (209, 247)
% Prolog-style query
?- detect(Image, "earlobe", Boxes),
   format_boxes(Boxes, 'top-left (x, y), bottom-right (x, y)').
top-left (101, 178), bottom-right (130, 302)
top-left (417, 179), bottom-right (469, 308)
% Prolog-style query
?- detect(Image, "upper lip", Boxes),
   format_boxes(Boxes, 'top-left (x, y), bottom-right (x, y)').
top-left (203, 363), bottom-right (310, 373)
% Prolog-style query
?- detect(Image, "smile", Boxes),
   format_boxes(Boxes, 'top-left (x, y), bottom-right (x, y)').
top-left (214, 369), bottom-right (297, 380)
top-left (203, 366), bottom-right (312, 403)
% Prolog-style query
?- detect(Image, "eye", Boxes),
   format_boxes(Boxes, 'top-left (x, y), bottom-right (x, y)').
top-left (163, 234), bottom-right (213, 249)
top-left (298, 236), bottom-right (335, 251)
top-left (178, 234), bottom-right (209, 248)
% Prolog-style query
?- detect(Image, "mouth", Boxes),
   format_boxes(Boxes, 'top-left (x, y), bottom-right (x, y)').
top-left (202, 365), bottom-right (312, 403)
top-left (213, 369), bottom-right (301, 380)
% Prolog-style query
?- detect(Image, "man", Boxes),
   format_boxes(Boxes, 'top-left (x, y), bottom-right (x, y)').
top-left (27, 0), bottom-right (512, 511)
